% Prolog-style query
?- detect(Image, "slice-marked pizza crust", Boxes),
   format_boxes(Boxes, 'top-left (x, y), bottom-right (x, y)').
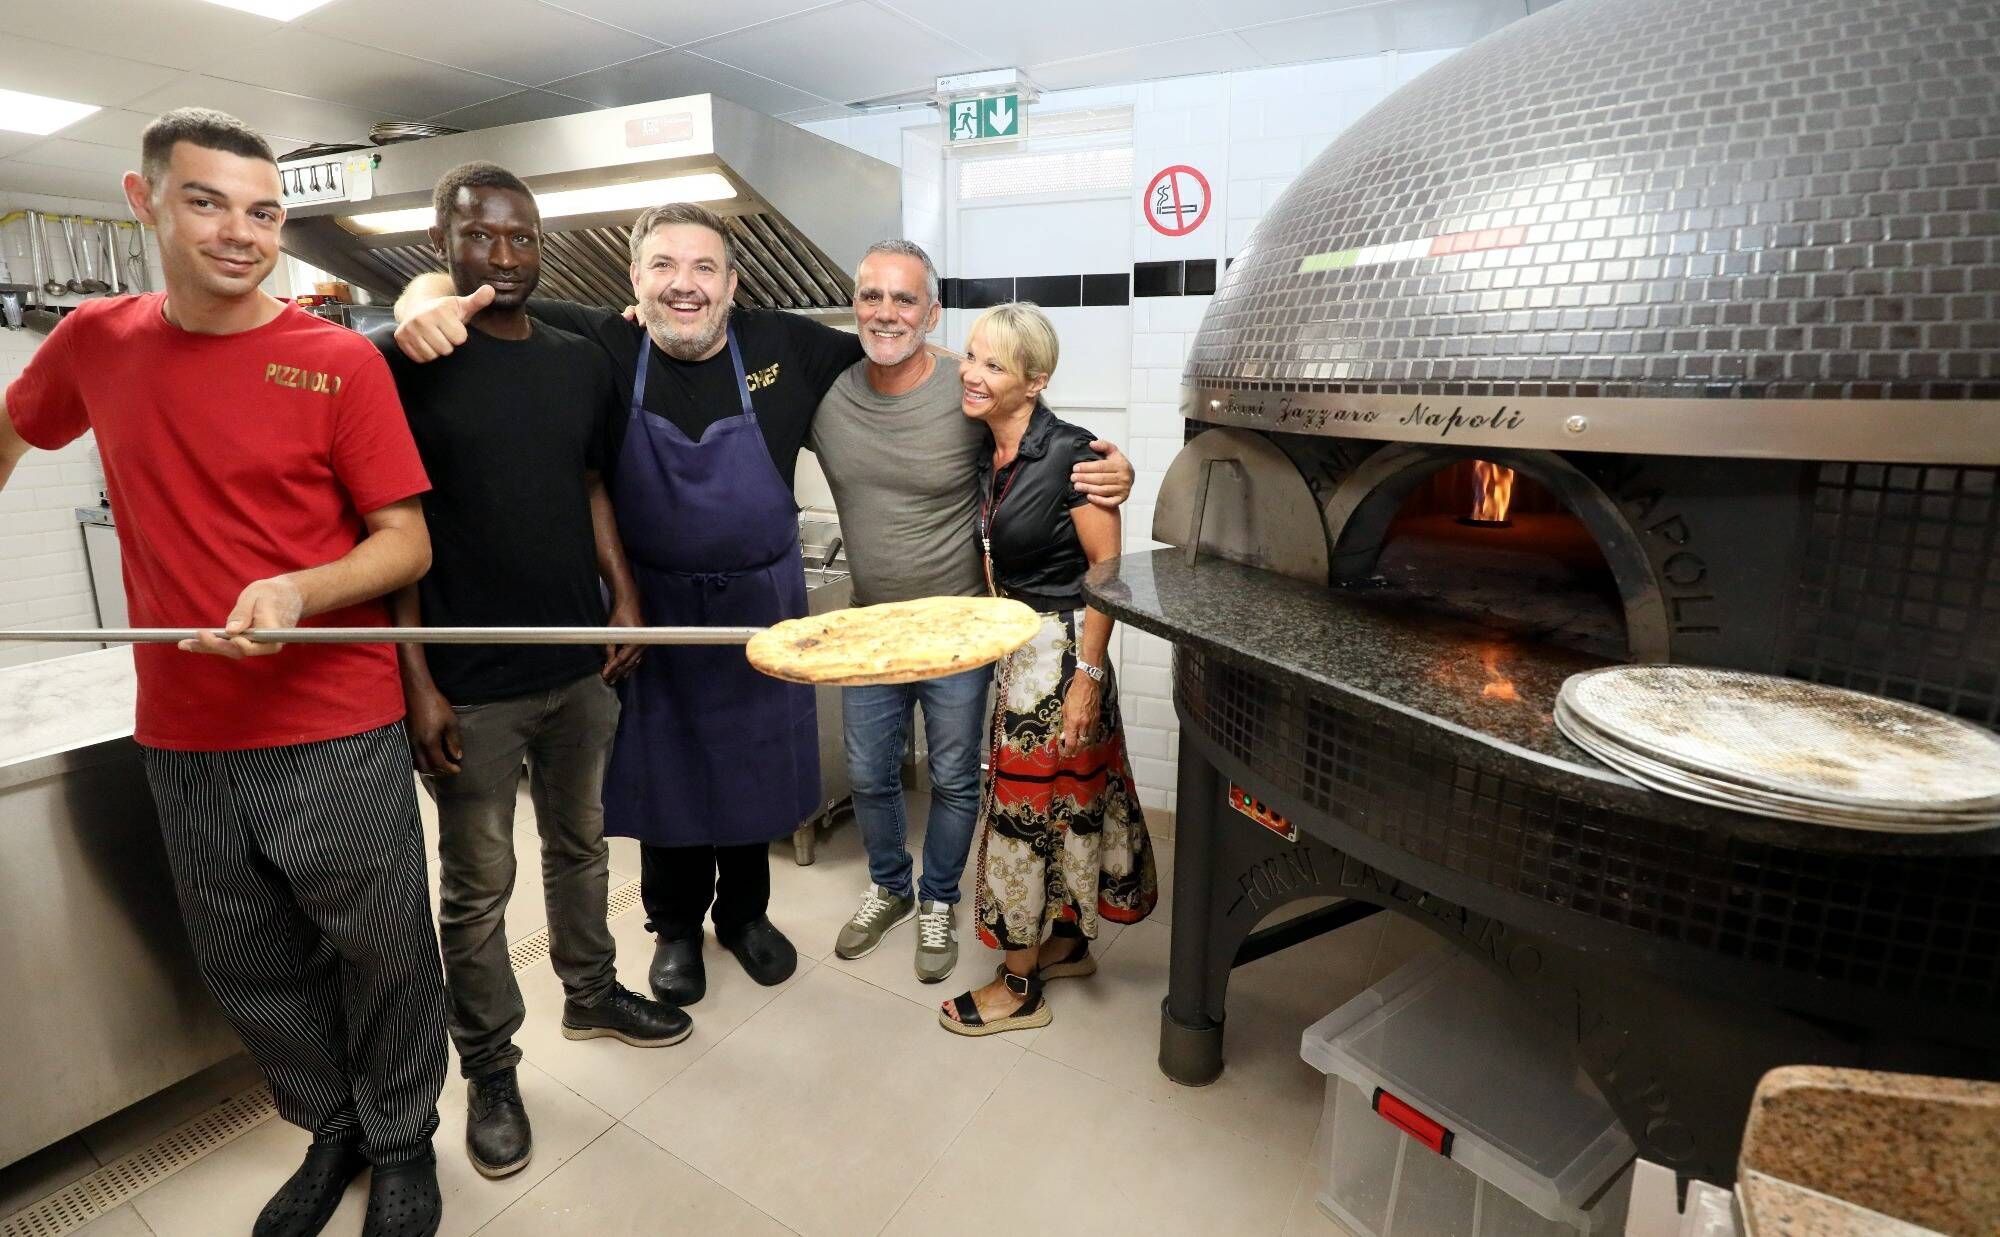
top-left (746, 596), bottom-right (1042, 686)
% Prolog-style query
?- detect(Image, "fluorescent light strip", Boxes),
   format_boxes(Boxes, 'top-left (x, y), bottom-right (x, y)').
top-left (1298, 225), bottom-right (1529, 274)
top-left (0, 88), bottom-right (100, 137)
top-left (194, 0), bottom-right (340, 19)
top-left (340, 173), bottom-right (738, 236)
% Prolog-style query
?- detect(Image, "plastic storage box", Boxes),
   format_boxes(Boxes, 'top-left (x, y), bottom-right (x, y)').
top-left (1301, 949), bottom-right (1636, 1237)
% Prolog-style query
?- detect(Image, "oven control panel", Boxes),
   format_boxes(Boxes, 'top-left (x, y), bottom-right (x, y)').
top-left (1229, 783), bottom-right (1296, 841)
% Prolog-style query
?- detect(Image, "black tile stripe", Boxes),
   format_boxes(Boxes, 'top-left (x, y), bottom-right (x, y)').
top-left (1083, 273), bottom-right (1130, 306)
top-left (940, 272), bottom-right (1135, 308)
top-left (1133, 260), bottom-right (1183, 297)
top-left (1017, 274), bottom-right (1082, 307)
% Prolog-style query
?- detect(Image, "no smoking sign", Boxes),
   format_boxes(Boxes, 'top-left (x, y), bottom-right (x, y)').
top-left (1145, 164), bottom-right (1210, 237)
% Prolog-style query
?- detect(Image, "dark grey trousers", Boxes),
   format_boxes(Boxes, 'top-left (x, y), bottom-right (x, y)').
top-left (141, 722), bottom-right (448, 1164)
top-left (424, 671), bottom-right (621, 1079)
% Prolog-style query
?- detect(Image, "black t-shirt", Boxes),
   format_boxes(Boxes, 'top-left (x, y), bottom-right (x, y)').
top-left (975, 404), bottom-right (1097, 612)
top-left (373, 321), bottom-right (620, 704)
top-left (527, 299), bottom-right (862, 490)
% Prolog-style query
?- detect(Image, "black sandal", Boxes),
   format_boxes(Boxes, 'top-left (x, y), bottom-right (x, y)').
top-left (938, 969), bottom-right (1053, 1037)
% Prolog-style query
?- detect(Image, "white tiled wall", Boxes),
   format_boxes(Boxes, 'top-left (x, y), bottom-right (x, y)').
top-left (803, 46), bottom-right (1470, 813)
top-left (0, 192), bottom-right (163, 669)
top-left (0, 191), bottom-right (284, 670)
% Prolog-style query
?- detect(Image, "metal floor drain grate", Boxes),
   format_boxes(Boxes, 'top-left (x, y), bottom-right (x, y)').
top-left (3, 1087), bottom-right (277, 1237)
top-left (4, 877), bottom-right (645, 1237)
top-left (507, 878), bottom-right (643, 971)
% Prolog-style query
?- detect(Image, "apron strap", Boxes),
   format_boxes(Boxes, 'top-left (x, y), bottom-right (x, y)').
top-left (630, 321), bottom-right (755, 420)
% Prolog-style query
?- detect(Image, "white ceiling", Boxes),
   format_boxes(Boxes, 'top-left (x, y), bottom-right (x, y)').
top-left (0, 0), bottom-right (1536, 197)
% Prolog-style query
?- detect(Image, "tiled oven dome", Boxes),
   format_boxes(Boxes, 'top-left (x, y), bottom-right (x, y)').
top-left (1187, 0), bottom-right (2000, 428)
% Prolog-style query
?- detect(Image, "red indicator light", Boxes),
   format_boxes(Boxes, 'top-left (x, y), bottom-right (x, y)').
top-left (1373, 1087), bottom-right (1454, 1157)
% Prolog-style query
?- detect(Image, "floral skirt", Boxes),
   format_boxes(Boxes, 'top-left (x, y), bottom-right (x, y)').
top-left (972, 609), bottom-right (1158, 952)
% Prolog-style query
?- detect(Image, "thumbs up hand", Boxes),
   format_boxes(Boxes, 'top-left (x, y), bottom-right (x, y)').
top-left (393, 280), bottom-right (496, 363)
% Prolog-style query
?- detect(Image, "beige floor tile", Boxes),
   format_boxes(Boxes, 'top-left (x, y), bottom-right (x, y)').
top-left (820, 903), bottom-right (1118, 1049)
top-left (71, 1204), bottom-right (157, 1236)
top-left (764, 818), bottom-right (885, 965)
top-left (605, 836), bottom-right (641, 884)
top-left (430, 1065), bottom-right (617, 1236)
top-left (477, 1124), bottom-right (793, 1237)
top-left (0, 1135), bottom-right (98, 1215)
top-left (1026, 912), bottom-right (1381, 1154)
top-left (624, 966), bottom-right (1021, 1237)
top-left (508, 905), bottom-right (812, 1119)
top-left (130, 1061), bottom-right (611, 1237)
top-left (127, 1115), bottom-right (334, 1237)
top-left (77, 1054), bottom-right (266, 1166)
top-left (882, 1052), bottom-right (1301, 1237)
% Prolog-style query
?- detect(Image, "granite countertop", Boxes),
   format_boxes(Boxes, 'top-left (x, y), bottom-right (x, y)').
top-left (1083, 548), bottom-right (2000, 855)
top-left (0, 646), bottom-right (138, 790)
top-left (1739, 1067), bottom-right (1999, 1236)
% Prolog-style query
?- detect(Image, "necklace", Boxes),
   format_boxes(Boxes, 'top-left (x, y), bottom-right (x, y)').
top-left (978, 454), bottom-right (1024, 598)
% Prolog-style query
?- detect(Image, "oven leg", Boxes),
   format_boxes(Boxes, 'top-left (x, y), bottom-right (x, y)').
top-left (1160, 744), bottom-right (1227, 1085)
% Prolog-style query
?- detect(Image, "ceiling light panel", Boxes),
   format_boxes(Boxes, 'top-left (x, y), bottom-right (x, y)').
top-left (0, 88), bottom-right (100, 136)
top-left (194, 0), bottom-right (339, 19)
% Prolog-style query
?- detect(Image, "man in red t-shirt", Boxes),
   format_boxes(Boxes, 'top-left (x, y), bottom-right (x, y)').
top-left (0, 110), bottom-right (448, 1237)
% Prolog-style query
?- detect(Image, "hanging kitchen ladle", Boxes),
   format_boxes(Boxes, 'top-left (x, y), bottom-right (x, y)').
top-left (59, 217), bottom-right (90, 295)
top-left (101, 221), bottom-right (122, 296)
top-left (127, 224), bottom-right (150, 291)
top-left (24, 212), bottom-right (60, 333)
top-left (74, 219), bottom-right (110, 294)
top-left (38, 213), bottom-right (67, 300)
top-left (8, 597), bottom-right (1042, 688)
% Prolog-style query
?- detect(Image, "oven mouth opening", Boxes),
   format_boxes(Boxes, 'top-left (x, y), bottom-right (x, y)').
top-left (1326, 447), bottom-right (1670, 665)
top-left (1376, 461), bottom-right (1627, 661)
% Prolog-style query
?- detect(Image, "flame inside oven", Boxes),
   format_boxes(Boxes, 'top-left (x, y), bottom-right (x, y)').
top-left (1465, 460), bottom-right (1516, 526)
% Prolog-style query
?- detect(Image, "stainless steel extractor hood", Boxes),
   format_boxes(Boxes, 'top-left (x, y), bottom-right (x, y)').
top-left (280, 94), bottom-right (898, 312)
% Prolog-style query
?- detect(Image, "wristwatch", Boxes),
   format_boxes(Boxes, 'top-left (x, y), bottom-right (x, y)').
top-left (1074, 657), bottom-right (1106, 683)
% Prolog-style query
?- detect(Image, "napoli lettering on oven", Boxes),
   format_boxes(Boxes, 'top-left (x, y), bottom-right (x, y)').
top-left (262, 362), bottom-right (343, 396)
top-left (1396, 401), bottom-right (1526, 438)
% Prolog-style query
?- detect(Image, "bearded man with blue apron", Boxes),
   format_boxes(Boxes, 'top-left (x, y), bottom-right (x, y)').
top-left (521, 204), bottom-right (862, 1002)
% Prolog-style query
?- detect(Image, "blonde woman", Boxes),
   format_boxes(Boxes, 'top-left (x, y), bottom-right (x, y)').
top-left (940, 302), bottom-right (1157, 1036)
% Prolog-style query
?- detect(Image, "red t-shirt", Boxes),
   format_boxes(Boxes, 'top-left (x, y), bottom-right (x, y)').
top-left (5, 294), bottom-right (430, 751)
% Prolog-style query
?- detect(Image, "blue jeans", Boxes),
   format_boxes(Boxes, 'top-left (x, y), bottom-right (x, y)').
top-left (842, 664), bottom-right (991, 905)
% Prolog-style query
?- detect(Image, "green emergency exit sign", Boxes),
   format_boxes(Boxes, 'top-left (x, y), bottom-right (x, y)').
top-left (947, 93), bottom-right (1022, 143)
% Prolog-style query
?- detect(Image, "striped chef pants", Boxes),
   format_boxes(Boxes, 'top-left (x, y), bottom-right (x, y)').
top-left (141, 721), bottom-right (449, 1164)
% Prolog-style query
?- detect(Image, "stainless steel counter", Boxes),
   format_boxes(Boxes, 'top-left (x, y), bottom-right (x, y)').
top-left (0, 648), bottom-right (240, 1167)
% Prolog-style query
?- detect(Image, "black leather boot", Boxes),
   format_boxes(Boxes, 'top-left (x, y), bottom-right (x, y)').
top-left (360, 1146), bottom-right (442, 1237)
top-left (464, 1067), bottom-right (532, 1179)
top-left (563, 982), bottom-right (693, 1046)
top-left (650, 932), bottom-right (706, 1006)
top-left (252, 1139), bottom-right (366, 1237)
top-left (716, 915), bottom-right (798, 986)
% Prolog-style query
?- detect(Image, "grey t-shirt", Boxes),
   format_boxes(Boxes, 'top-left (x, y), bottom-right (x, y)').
top-left (809, 356), bottom-right (987, 606)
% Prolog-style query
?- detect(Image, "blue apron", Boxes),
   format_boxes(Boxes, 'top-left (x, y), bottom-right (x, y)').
top-left (601, 326), bottom-right (819, 847)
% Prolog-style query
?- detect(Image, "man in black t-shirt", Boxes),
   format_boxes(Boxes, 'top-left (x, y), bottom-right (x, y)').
top-left (394, 208), bottom-right (863, 1010)
top-left (377, 163), bottom-right (689, 1182)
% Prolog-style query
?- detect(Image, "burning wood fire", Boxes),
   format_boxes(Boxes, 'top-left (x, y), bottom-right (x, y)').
top-left (1464, 460), bottom-right (1516, 526)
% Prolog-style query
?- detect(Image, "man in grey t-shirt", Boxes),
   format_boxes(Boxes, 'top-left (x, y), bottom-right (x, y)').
top-left (812, 240), bottom-right (1131, 981)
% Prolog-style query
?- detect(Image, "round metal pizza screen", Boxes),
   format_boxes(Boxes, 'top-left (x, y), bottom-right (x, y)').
top-left (1559, 666), bottom-right (2000, 812)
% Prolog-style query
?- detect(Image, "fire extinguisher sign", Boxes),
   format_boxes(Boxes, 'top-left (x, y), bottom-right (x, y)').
top-left (1144, 164), bottom-right (1211, 237)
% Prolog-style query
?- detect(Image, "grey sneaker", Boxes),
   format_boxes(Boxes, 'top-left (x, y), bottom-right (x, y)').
top-left (914, 900), bottom-right (958, 983)
top-left (834, 884), bottom-right (915, 959)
